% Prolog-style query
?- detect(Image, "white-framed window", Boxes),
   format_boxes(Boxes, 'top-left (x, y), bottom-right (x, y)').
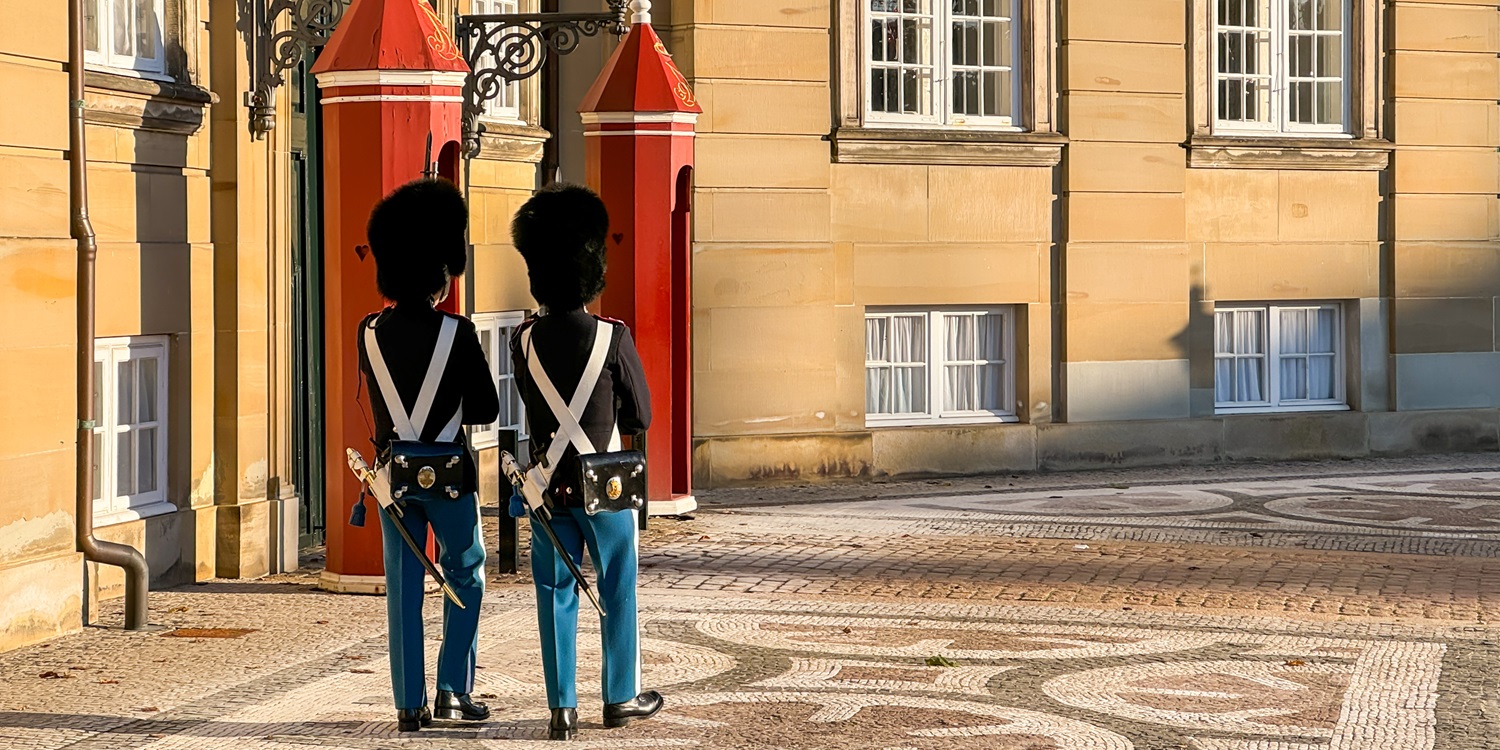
top-left (865, 0), bottom-right (1021, 128)
top-left (93, 337), bottom-right (172, 524)
top-left (1213, 0), bottom-right (1349, 135)
top-left (471, 311), bottom-right (529, 449)
top-left (865, 307), bottom-right (1018, 426)
top-left (83, 0), bottom-right (168, 76)
top-left (1214, 303), bottom-right (1347, 413)
top-left (472, 0), bottom-right (523, 123)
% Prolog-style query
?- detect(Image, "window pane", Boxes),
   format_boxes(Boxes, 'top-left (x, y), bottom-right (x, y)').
top-left (93, 360), bottom-right (104, 424)
top-left (1237, 310), bottom-right (1265, 354)
top-left (894, 366), bottom-right (926, 412)
top-left (1316, 81), bottom-right (1342, 125)
top-left (945, 365), bottom-right (975, 411)
top-left (979, 363), bottom-right (1006, 411)
top-left (112, 0), bottom-right (132, 56)
top-left (901, 18), bottom-right (926, 64)
top-left (117, 431), bottom-right (134, 496)
top-left (1237, 359), bottom-right (1265, 401)
top-left (1215, 312), bottom-right (1235, 354)
top-left (977, 313), bottom-right (1003, 360)
top-left (866, 317), bottom-right (889, 361)
top-left (1291, 34), bottom-right (1313, 77)
top-left (1281, 356), bottom-right (1309, 400)
top-left (1318, 0), bottom-right (1343, 30)
top-left (93, 431), bottom-right (103, 502)
top-left (117, 359), bottom-right (135, 426)
top-left (1312, 307), bottom-right (1337, 353)
top-left (1289, 0), bottom-right (1314, 30)
top-left (1215, 358), bottom-right (1234, 402)
top-left (983, 70), bottom-right (1012, 119)
top-left (136, 0), bottom-right (158, 60)
top-left (138, 356), bottom-right (157, 423)
top-left (1281, 309), bottom-right (1309, 354)
top-left (85, 0), bottom-right (100, 53)
top-left (891, 316), bottom-right (925, 363)
top-left (945, 315), bottom-right (974, 360)
top-left (901, 68), bottom-right (931, 114)
top-left (866, 367), bottom-right (891, 413)
top-left (137, 427), bottom-right (157, 494)
top-left (1317, 34), bottom-right (1342, 77)
top-left (1309, 355), bottom-right (1336, 399)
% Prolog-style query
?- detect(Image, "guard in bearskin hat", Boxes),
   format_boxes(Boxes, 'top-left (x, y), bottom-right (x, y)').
top-left (354, 178), bottom-right (499, 731)
top-left (507, 183), bottom-right (663, 740)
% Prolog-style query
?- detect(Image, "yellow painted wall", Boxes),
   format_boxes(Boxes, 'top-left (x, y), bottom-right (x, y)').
top-left (673, 0), bottom-right (1500, 486)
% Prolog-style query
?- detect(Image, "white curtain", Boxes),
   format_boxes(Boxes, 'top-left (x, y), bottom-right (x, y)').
top-left (867, 315), bottom-right (926, 414)
top-left (1286, 307), bottom-right (1338, 400)
top-left (1216, 310), bottom-right (1266, 403)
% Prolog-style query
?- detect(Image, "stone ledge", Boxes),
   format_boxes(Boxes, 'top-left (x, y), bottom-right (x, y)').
top-left (84, 70), bottom-right (213, 135)
top-left (1186, 135), bottom-right (1394, 171)
top-left (475, 121), bottom-right (550, 164)
top-left (830, 127), bottom-right (1066, 167)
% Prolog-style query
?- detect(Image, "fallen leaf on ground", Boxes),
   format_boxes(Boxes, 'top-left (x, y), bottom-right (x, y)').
top-left (315, 620), bottom-right (330, 625)
top-left (67, 666), bottom-right (89, 671)
top-left (697, 535), bottom-right (712, 541)
top-left (98, 679), bottom-right (120, 684)
top-left (38, 671), bottom-right (73, 679)
top-left (168, 606), bottom-right (189, 613)
top-left (925, 656), bottom-right (958, 667)
top-left (1285, 659), bottom-right (1306, 667)
top-left (841, 627), bottom-right (852, 634)
top-left (162, 628), bottom-right (257, 639)
top-left (136, 707), bottom-right (159, 712)
top-left (350, 669), bottom-right (374, 674)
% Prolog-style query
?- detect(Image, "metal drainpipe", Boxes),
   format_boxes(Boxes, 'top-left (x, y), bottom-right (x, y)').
top-left (70, 0), bottom-right (150, 630)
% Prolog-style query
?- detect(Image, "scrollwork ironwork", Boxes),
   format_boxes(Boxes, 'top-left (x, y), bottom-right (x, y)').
top-left (457, 0), bottom-right (630, 157)
top-left (247, 0), bottom-right (348, 138)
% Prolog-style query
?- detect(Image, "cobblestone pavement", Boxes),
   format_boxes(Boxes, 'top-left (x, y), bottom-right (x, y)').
top-left (4, 456), bottom-right (1500, 750)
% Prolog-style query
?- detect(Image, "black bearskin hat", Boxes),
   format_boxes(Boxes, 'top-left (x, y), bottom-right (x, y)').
top-left (367, 178), bottom-right (469, 305)
top-left (511, 183), bottom-right (609, 311)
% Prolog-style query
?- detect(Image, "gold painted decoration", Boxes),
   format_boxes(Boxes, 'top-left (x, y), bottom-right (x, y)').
top-left (655, 40), bottom-right (698, 108)
top-left (607, 476), bottom-right (624, 500)
top-left (420, 1), bottom-right (464, 62)
top-left (417, 466), bottom-right (437, 489)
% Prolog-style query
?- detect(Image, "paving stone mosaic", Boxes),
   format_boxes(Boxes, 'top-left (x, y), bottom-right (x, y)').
top-left (3, 461), bottom-right (1499, 749)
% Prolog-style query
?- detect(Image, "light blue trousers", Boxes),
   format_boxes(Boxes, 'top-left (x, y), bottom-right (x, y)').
top-left (530, 506), bottom-right (641, 709)
top-left (380, 493), bottom-right (486, 711)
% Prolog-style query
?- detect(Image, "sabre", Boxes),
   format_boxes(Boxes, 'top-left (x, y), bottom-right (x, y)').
top-left (501, 451), bottom-right (606, 618)
top-left (346, 448), bottom-right (466, 609)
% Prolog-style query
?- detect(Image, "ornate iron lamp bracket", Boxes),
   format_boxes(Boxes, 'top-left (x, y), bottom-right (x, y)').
top-left (247, 0), bottom-right (348, 139)
top-left (457, 0), bottom-right (629, 157)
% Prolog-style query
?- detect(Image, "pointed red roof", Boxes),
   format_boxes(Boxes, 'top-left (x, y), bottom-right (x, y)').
top-left (312, 0), bottom-right (469, 74)
top-left (579, 23), bottom-right (702, 114)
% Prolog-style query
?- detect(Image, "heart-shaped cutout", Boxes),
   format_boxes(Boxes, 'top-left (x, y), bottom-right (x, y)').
top-left (611, 233), bottom-right (624, 245)
top-left (355, 244), bottom-right (369, 261)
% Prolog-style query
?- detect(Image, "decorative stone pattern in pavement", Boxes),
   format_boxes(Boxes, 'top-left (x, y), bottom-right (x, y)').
top-left (4, 462), bottom-right (1500, 749)
top-left (1, 590), bottom-right (1493, 749)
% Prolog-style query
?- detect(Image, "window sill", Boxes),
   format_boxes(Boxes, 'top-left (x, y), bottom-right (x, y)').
top-left (84, 70), bottom-right (214, 135)
top-left (831, 127), bottom-right (1066, 168)
top-left (1187, 135), bottom-right (1393, 171)
top-left (475, 122), bottom-right (550, 164)
top-left (867, 413), bottom-right (1022, 428)
top-left (93, 499), bottom-right (178, 528)
top-left (1215, 403), bottom-right (1351, 416)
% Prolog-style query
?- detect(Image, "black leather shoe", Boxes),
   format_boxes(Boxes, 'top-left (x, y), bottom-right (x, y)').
top-left (549, 707), bottom-right (578, 741)
top-left (434, 690), bottom-right (491, 721)
top-left (396, 706), bottom-right (432, 732)
top-left (603, 691), bottom-right (663, 728)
